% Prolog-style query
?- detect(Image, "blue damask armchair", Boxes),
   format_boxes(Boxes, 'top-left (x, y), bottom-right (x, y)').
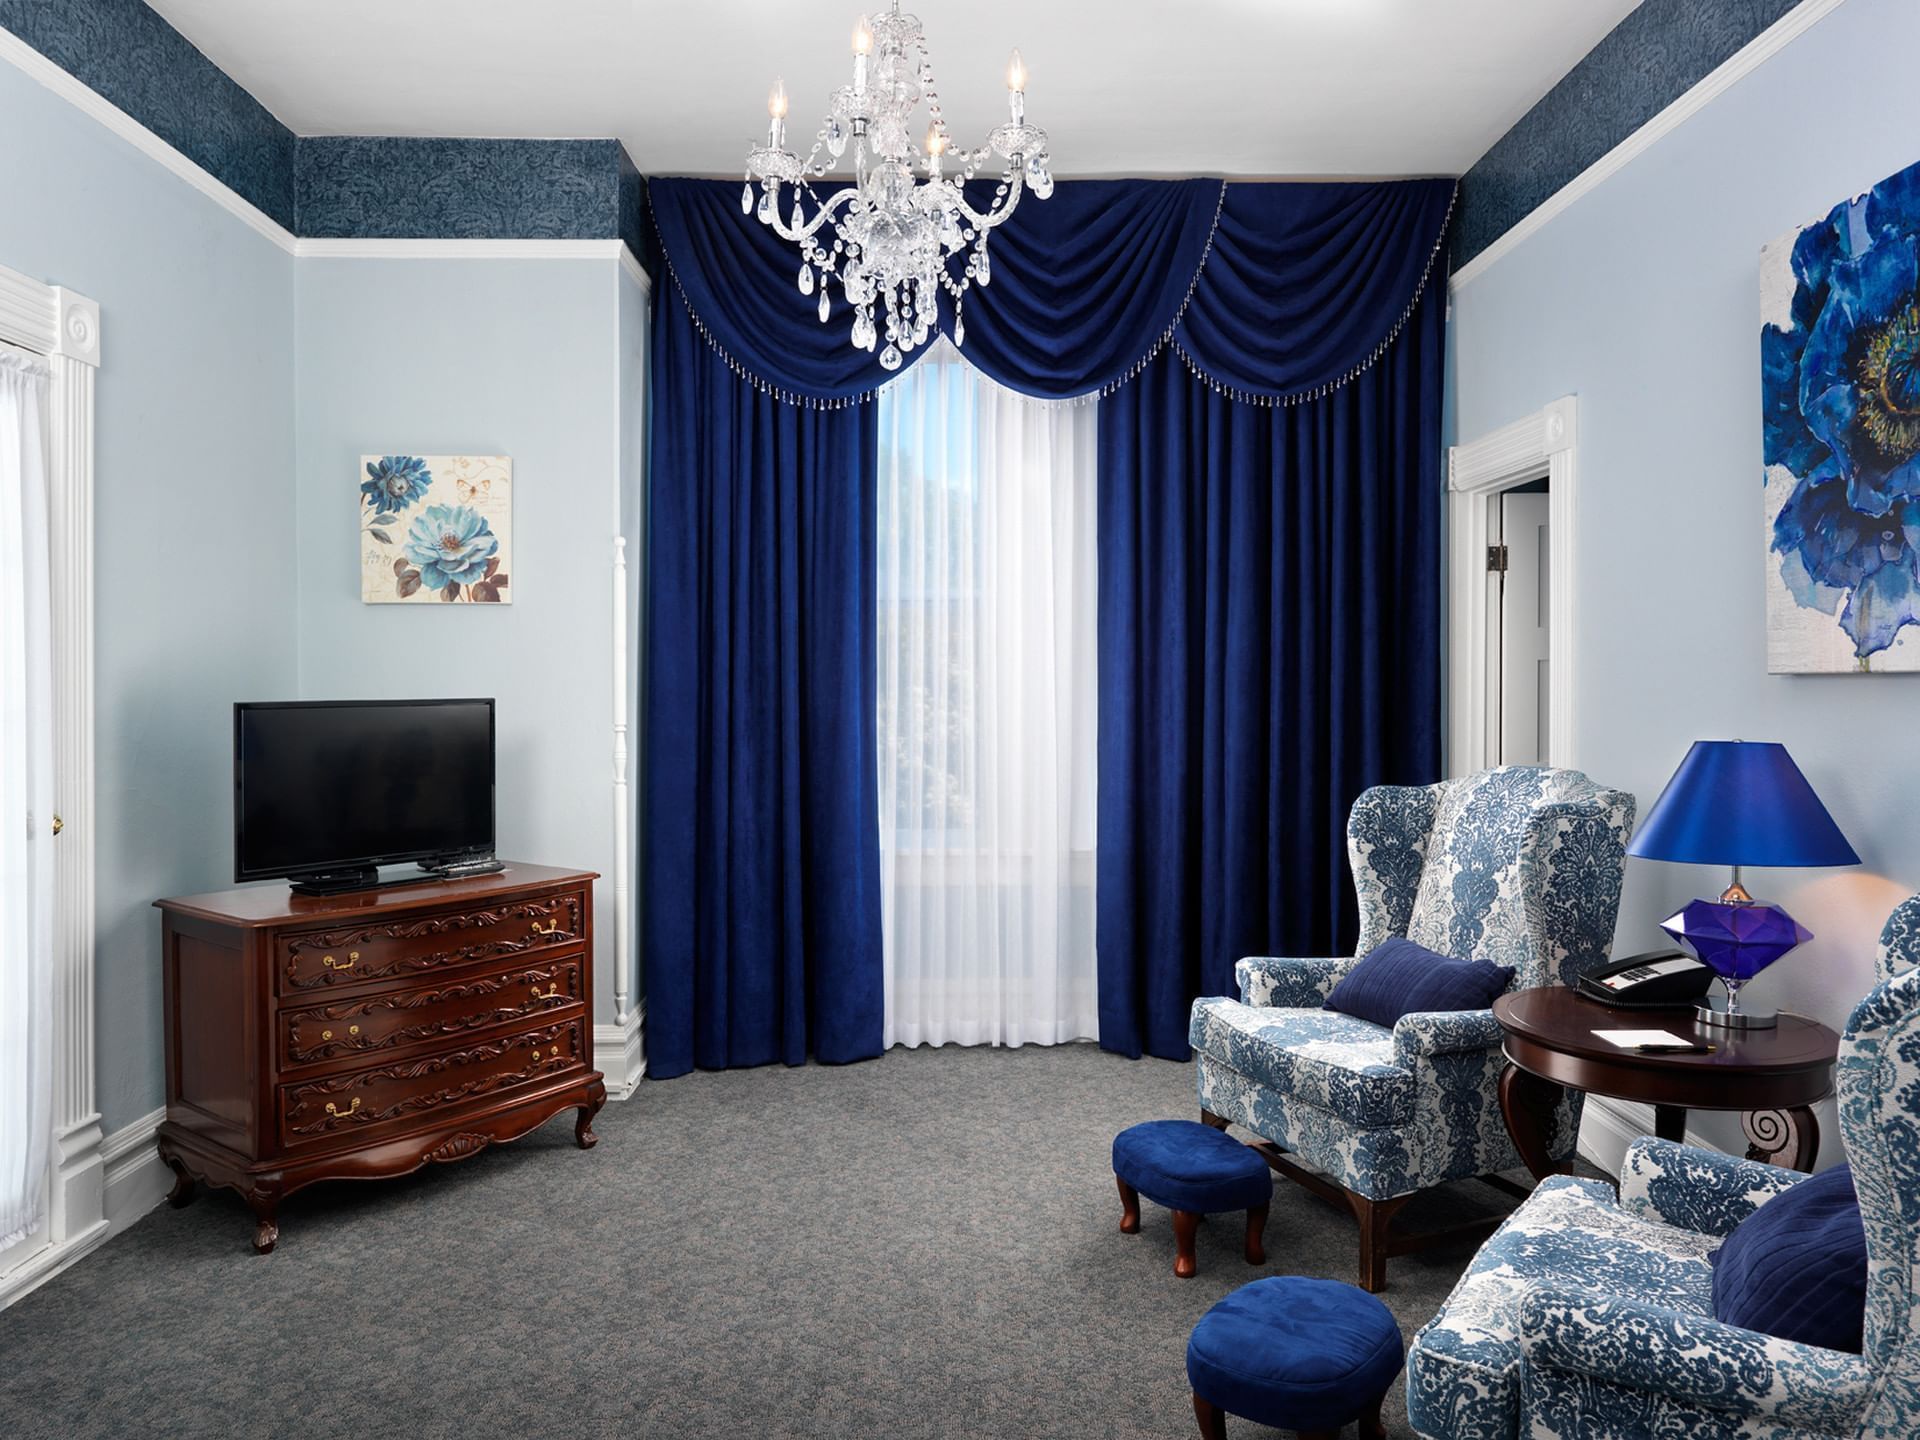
top-left (1189, 766), bottom-right (1635, 1290)
top-left (1406, 894), bottom-right (1920, 1439)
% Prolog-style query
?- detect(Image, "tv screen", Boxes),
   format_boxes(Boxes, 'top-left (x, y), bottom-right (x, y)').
top-left (234, 699), bottom-right (495, 882)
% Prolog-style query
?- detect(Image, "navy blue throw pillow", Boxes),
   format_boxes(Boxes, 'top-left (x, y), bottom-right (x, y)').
top-left (1322, 937), bottom-right (1515, 1029)
top-left (1711, 1163), bottom-right (1866, 1353)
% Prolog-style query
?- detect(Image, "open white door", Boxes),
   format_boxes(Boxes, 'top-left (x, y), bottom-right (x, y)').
top-left (1496, 490), bottom-right (1551, 765)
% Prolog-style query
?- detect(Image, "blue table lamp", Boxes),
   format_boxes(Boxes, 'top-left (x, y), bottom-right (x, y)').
top-left (1627, 740), bottom-right (1858, 1029)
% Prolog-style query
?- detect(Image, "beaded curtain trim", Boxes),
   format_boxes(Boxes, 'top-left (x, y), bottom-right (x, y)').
top-left (656, 179), bottom-right (1457, 411)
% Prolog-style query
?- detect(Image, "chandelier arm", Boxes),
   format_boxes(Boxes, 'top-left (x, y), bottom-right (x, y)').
top-left (949, 167), bottom-right (1026, 230)
top-left (766, 182), bottom-right (861, 243)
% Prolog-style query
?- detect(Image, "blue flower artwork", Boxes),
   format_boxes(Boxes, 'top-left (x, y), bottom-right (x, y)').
top-left (1764, 158), bottom-right (1920, 670)
top-left (359, 454), bottom-right (512, 604)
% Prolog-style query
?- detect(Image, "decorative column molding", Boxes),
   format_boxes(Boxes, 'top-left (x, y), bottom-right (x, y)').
top-left (611, 535), bottom-right (632, 1027)
top-left (45, 286), bottom-right (103, 1256)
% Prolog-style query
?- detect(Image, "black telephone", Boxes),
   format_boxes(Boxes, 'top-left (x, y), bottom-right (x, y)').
top-left (1577, 948), bottom-right (1716, 1009)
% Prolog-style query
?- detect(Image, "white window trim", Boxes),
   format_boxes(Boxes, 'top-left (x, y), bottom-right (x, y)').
top-left (1447, 396), bottom-right (1577, 774)
top-left (0, 261), bottom-right (103, 1307)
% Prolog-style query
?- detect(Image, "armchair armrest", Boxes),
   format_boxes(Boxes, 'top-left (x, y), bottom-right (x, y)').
top-left (1516, 1285), bottom-right (1872, 1434)
top-left (1234, 956), bottom-right (1347, 1008)
top-left (1618, 1136), bottom-right (1806, 1238)
top-left (1392, 1008), bottom-right (1505, 1066)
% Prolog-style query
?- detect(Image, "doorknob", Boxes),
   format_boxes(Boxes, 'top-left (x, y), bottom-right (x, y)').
top-left (51, 814), bottom-right (62, 836)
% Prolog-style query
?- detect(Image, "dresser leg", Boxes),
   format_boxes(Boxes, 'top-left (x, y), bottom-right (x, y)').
top-left (164, 1156), bottom-right (197, 1209)
top-left (244, 1184), bottom-right (281, 1255)
top-left (574, 1079), bottom-right (607, 1150)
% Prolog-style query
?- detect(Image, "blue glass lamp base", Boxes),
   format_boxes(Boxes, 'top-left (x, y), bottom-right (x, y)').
top-left (1659, 897), bottom-right (1812, 1031)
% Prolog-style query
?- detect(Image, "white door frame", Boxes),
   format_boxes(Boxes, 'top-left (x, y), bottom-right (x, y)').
top-left (1448, 396), bottom-right (1577, 775)
top-left (0, 259), bottom-right (103, 1306)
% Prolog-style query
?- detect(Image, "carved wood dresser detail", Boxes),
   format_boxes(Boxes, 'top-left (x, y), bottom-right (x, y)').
top-left (155, 864), bottom-right (605, 1252)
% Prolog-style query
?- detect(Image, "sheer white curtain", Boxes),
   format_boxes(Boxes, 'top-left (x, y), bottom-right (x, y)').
top-left (0, 344), bottom-right (53, 1250)
top-left (877, 340), bottom-right (1098, 1049)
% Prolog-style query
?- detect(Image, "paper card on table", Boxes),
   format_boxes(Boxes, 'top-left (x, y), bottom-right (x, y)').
top-left (1593, 1028), bottom-right (1694, 1049)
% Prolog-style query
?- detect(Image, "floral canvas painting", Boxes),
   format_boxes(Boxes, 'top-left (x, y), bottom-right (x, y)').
top-left (1763, 158), bottom-right (1920, 671)
top-left (359, 455), bottom-right (511, 604)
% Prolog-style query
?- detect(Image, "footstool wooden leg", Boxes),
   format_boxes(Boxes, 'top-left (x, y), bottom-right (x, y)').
top-left (1191, 1393), bottom-right (1228, 1440)
top-left (1244, 1202), bottom-right (1268, 1266)
top-left (1358, 1393), bottom-right (1387, 1440)
top-left (1172, 1209), bottom-right (1200, 1278)
top-left (1116, 1175), bottom-right (1141, 1234)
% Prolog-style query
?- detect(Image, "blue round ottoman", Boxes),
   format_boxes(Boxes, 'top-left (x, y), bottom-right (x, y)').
top-left (1112, 1119), bottom-right (1271, 1278)
top-left (1186, 1276), bottom-right (1403, 1440)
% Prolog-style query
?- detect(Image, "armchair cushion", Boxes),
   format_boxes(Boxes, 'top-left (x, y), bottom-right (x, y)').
top-left (1618, 1136), bottom-right (1806, 1237)
top-left (1323, 937), bottom-right (1514, 1029)
top-left (1711, 1163), bottom-right (1867, 1354)
top-left (1188, 999), bottom-right (1413, 1128)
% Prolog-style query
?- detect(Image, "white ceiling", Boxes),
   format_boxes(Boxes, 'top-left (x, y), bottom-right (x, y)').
top-left (145, 0), bottom-right (1643, 177)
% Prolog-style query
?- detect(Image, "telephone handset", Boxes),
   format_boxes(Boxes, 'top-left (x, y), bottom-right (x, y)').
top-left (1576, 948), bottom-right (1716, 1009)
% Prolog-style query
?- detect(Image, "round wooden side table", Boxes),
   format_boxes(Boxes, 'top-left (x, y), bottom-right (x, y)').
top-left (1492, 987), bottom-right (1839, 1180)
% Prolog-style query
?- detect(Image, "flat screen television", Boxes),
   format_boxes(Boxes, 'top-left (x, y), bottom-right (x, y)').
top-left (234, 698), bottom-right (496, 893)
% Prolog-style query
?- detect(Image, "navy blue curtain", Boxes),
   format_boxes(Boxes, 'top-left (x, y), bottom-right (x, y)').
top-left (1095, 282), bottom-right (1447, 1061)
top-left (641, 271), bottom-right (883, 1080)
top-left (643, 174), bottom-right (1451, 1075)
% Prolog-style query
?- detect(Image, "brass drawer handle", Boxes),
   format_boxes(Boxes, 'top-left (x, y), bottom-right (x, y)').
top-left (324, 1098), bottom-right (361, 1119)
top-left (322, 954), bottom-right (356, 971)
top-left (531, 983), bottom-right (560, 1001)
top-left (530, 919), bottom-right (562, 937)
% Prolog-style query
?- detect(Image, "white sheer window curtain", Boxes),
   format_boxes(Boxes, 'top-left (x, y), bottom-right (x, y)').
top-left (0, 343), bottom-right (53, 1249)
top-left (877, 340), bottom-right (1098, 1049)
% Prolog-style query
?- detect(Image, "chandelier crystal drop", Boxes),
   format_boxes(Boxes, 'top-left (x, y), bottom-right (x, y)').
top-left (745, 3), bottom-right (1052, 368)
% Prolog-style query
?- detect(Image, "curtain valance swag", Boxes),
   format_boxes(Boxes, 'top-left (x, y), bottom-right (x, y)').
top-left (645, 175), bottom-right (1455, 407)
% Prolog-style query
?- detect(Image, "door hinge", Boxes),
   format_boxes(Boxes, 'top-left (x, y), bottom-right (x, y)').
top-left (1486, 544), bottom-right (1509, 574)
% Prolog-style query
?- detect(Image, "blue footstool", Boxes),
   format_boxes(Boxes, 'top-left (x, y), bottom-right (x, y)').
top-left (1186, 1276), bottom-right (1402, 1440)
top-left (1112, 1119), bottom-right (1271, 1278)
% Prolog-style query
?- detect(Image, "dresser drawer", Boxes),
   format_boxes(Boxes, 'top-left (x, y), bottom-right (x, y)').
top-left (278, 955), bottom-right (584, 1068)
top-left (276, 888), bottom-right (585, 993)
top-left (279, 1015), bottom-right (586, 1144)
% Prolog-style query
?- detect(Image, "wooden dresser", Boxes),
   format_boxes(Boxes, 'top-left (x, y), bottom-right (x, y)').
top-left (155, 863), bottom-right (605, 1253)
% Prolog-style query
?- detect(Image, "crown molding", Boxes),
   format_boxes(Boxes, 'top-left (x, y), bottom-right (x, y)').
top-left (1451, 0), bottom-right (1851, 291)
top-left (0, 26), bottom-right (297, 255)
top-left (293, 237), bottom-right (645, 270)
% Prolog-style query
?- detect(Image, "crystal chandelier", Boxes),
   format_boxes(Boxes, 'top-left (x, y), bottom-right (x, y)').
top-left (744, 4), bottom-right (1052, 371)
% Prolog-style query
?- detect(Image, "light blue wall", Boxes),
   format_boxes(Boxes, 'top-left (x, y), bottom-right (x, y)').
top-left (0, 61), bottom-right (297, 1133)
top-left (1449, 0), bottom-right (1918, 1164)
top-left (292, 257), bottom-right (625, 1019)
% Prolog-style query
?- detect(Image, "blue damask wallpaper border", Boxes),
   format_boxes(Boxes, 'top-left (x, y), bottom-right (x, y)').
top-left (296, 138), bottom-right (628, 241)
top-left (1454, 0), bottom-right (1810, 267)
top-left (0, 1), bottom-right (643, 246)
top-left (0, 0), bottom-right (297, 226)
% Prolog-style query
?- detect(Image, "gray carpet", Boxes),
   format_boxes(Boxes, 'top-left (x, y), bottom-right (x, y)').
top-left (0, 1045), bottom-right (1531, 1438)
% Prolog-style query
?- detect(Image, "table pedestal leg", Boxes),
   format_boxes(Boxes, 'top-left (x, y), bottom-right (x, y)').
top-left (1498, 1063), bottom-right (1566, 1182)
top-left (1654, 1104), bottom-right (1687, 1144)
top-left (1745, 1107), bottom-right (1819, 1172)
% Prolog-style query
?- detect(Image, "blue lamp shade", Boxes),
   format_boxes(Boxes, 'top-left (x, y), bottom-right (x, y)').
top-left (1627, 741), bottom-right (1859, 868)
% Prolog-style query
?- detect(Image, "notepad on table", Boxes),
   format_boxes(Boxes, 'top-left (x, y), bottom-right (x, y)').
top-left (1593, 1028), bottom-right (1695, 1049)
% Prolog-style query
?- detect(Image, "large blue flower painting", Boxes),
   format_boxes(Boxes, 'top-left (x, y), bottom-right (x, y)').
top-left (1764, 158), bottom-right (1920, 671)
top-left (359, 454), bottom-right (512, 604)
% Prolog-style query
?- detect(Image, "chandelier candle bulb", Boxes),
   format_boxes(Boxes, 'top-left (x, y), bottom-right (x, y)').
top-left (852, 13), bottom-right (872, 91)
top-left (767, 77), bottom-right (788, 146)
top-left (1006, 48), bottom-right (1027, 121)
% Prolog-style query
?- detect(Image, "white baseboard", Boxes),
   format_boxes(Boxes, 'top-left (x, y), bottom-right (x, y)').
top-left (596, 1004), bottom-right (647, 1100)
top-left (0, 1106), bottom-right (166, 1313)
top-left (1577, 1095), bottom-right (1714, 1177)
